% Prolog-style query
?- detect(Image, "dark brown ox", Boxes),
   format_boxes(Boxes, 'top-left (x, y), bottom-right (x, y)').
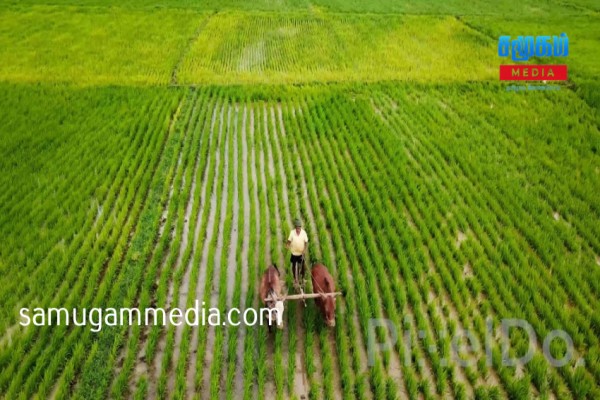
top-left (259, 264), bottom-right (284, 330)
top-left (311, 263), bottom-right (336, 327)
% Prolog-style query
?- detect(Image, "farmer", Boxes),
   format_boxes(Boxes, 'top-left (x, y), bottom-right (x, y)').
top-left (286, 218), bottom-right (308, 282)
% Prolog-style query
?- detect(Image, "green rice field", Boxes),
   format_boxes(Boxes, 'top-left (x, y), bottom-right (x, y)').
top-left (0, 0), bottom-right (599, 399)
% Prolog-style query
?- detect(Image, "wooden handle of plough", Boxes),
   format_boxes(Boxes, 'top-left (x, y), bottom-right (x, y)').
top-left (264, 292), bottom-right (343, 302)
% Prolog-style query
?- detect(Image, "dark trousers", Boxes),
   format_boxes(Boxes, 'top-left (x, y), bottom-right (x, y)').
top-left (290, 254), bottom-right (305, 280)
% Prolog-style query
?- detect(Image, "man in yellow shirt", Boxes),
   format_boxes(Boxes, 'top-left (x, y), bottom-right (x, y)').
top-left (286, 218), bottom-right (308, 282)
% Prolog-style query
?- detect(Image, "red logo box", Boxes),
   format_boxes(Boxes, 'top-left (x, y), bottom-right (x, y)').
top-left (499, 65), bottom-right (568, 81)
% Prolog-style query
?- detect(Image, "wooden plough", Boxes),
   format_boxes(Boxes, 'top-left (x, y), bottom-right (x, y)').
top-left (264, 291), bottom-right (342, 303)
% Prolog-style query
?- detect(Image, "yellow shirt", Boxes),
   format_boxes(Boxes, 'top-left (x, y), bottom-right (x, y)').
top-left (288, 229), bottom-right (308, 256)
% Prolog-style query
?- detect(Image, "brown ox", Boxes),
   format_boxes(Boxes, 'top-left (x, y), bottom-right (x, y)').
top-left (259, 264), bottom-right (284, 330)
top-left (311, 263), bottom-right (336, 327)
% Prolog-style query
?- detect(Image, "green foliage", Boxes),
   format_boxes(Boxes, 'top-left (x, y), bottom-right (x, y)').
top-left (179, 13), bottom-right (498, 85)
top-left (0, 6), bottom-right (201, 85)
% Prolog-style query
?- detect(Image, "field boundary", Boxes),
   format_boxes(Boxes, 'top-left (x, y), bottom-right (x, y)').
top-left (170, 11), bottom-right (217, 86)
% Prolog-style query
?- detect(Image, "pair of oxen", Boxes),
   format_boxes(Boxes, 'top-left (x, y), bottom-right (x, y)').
top-left (259, 263), bottom-right (336, 329)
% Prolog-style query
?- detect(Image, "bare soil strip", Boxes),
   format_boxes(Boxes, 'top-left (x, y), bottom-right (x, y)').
top-left (264, 104), bottom-right (283, 273)
top-left (233, 104), bottom-right (250, 395)
top-left (263, 103), bottom-right (287, 398)
top-left (257, 104), bottom-right (276, 398)
top-left (184, 102), bottom-right (225, 397)
top-left (226, 105), bottom-right (240, 306)
top-left (167, 99), bottom-right (217, 397)
top-left (272, 105), bottom-right (291, 225)
top-left (271, 103), bottom-right (310, 398)
top-left (200, 104), bottom-right (231, 400)
top-left (248, 105), bottom-right (261, 400)
top-left (286, 106), bottom-right (311, 400)
top-left (220, 103), bottom-right (240, 398)
top-left (266, 104), bottom-right (296, 398)
top-left (287, 103), bottom-right (338, 400)
top-left (152, 100), bottom-right (218, 399)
